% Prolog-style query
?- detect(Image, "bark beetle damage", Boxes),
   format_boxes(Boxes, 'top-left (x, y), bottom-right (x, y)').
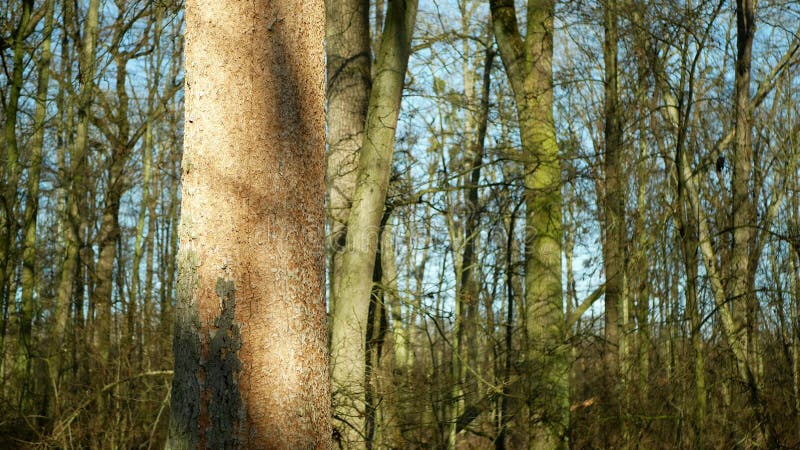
top-left (168, 249), bottom-right (202, 450)
top-left (205, 278), bottom-right (244, 448)
top-left (177, 0), bottom-right (329, 445)
top-left (168, 251), bottom-right (245, 449)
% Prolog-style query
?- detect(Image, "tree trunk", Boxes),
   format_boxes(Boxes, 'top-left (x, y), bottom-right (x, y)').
top-left (490, 0), bottom-right (567, 447)
top-left (326, 0), bottom-right (371, 316)
top-left (92, 47), bottom-right (132, 397)
top-left (455, 45), bottom-right (494, 448)
top-left (496, 201), bottom-right (520, 450)
top-left (732, 0), bottom-right (759, 403)
top-left (791, 242), bottom-right (800, 432)
top-left (132, 8), bottom-right (164, 369)
top-left (330, 0), bottom-right (417, 446)
top-left (1, 0), bottom-right (34, 378)
top-left (601, 0), bottom-right (627, 442)
top-left (364, 216), bottom-right (390, 449)
top-left (678, 200), bottom-right (706, 445)
top-left (20, 0), bottom-right (55, 388)
top-left (167, 1), bottom-right (329, 448)
top-left (1, 0), bottom-right (34, 301)
top-left (55, 0), bottom-right (100, 387)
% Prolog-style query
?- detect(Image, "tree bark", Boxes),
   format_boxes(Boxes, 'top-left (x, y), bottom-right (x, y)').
top-left (20, 0), bottom-right (55, 379)
top-left (55, 0), bottom-right (100, 384)
top-left (451, 45), bottom-right (493, 449)
top-left (326, 0), bottom-right (371, 315)
top-left (601, 2), bottom-right (627, 433)
top-left (0, 0), bottom-right (34, 375)
top-left (1, 0), bottom-right (35, 296)
top-left (330, 0), bottom-right (417, 446)
top-left (490, 0), bottom-right (567, 447)
top-left (732, 0), bottom-right (759, 397)
top-left (678, 197), bottom-right (706, 445)
top-left (132, 7), bottom-right (164, 368)
top-left (167, 1), bottom-right (330, 448)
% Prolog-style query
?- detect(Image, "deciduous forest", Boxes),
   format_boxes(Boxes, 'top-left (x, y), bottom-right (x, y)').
top-left (1, 0), bottom-right (800, 448)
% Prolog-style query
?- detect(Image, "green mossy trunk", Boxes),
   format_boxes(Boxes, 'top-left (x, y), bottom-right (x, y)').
top-left (1, 1), bottom-right (34, 376)
top-left (519, 101), bottom-right (568, 450)
top-left (490, 0), bottom-right (567, 447)
top-left (329, 0), bottom-right (417, 446)
top-left (325, 0), bottom-right (371, 316)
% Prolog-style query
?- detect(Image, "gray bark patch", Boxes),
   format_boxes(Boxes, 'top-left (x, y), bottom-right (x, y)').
top-left (205, 278), bottom-right (244, 448)
top-left (168, 250), bottom-right (202, 450)
top-left (168, 252), bottom-right (245, 449)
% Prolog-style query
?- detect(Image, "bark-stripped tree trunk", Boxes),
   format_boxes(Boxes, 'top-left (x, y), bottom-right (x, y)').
top-left (326, 0), bottom-right (371, 315)
top-left (330, 0), bottom-right (417, 446)
top-left (167, 1), bottom-right (330, 448)
top-left (490, 0), bottom-right (567, 447)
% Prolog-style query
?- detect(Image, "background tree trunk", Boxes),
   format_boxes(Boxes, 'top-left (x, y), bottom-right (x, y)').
top-left (326, 0), bottom-right (371, 315)
top-left (601, 2), bottom-right (627, 443)
top-left (330, 0), bottom-right (417, 446)
top-left (491, 0), bottom-right (567, 447)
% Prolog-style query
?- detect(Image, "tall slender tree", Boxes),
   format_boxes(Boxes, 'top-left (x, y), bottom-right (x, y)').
top-left (600, 0), bottom-right (627, 442)
top-left (1, 0), bottom-right (36, 371)
top-left (19, 0), bottom-right (55, 394)
top-left (330, 0), bottom-right (418, 446)
top-left (490, 0), bottom-right (567, 447)
top-left (731, 0), bottom-right (758, 391)
top-left (326, 0), bottom-right (371, 314)
top-left (54, 0), bottom-right (100, 381)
